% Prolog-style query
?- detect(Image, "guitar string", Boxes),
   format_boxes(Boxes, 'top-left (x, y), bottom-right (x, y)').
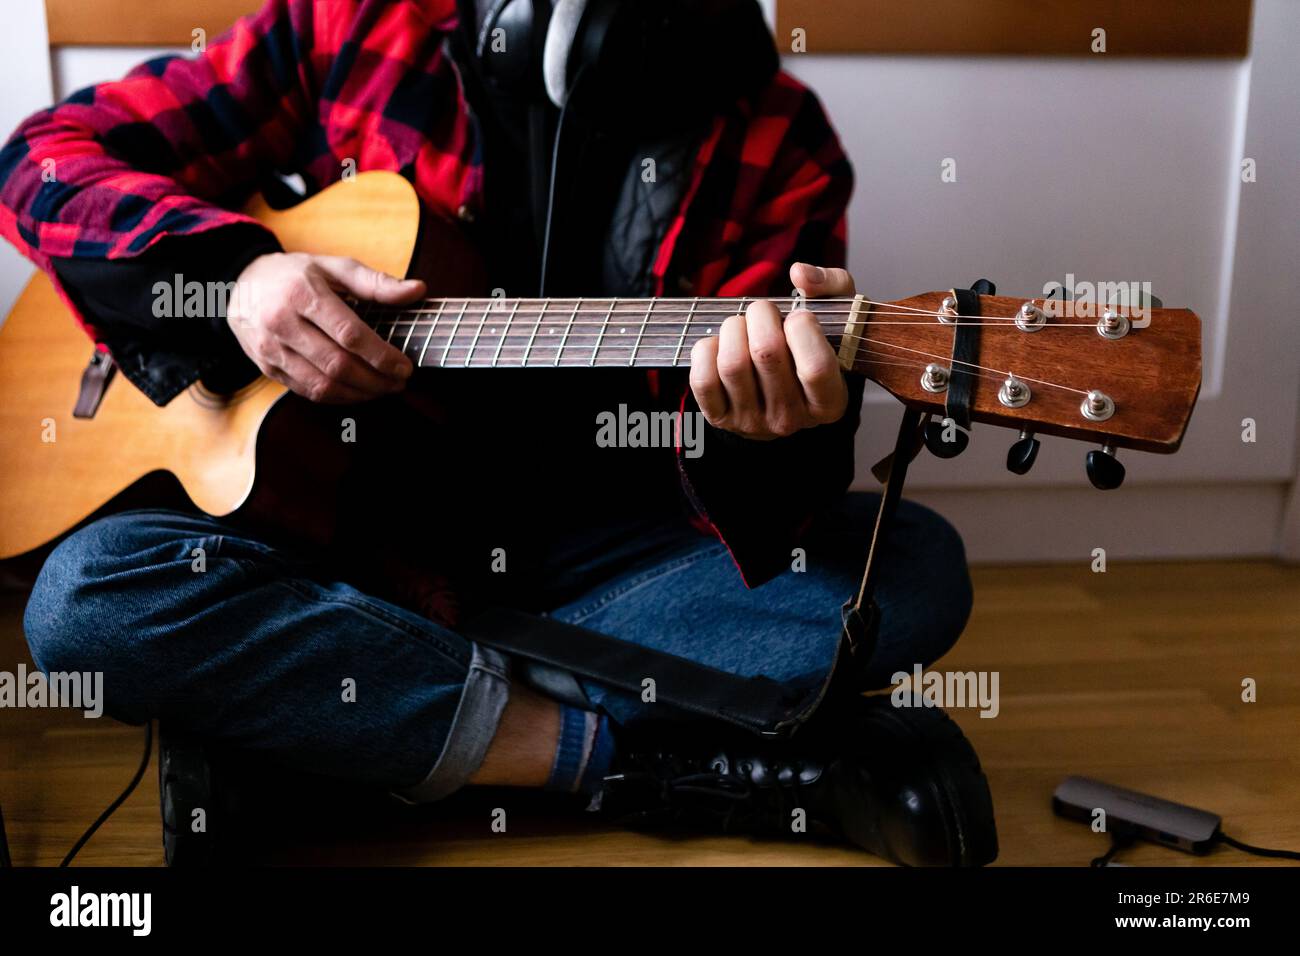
top-left (385, 344), bottom-right (1002, 387)
top-left (364, 305), bottom-right (1081, 321)
top-left (344, 298), bottom-right (1116, 396)
top-left (359, 298), bottom-right (1109, 324)
top-left (777, 347), bottom-right (1069, 396)
top-left (378, 324), bottom-right (1096, 396)
top-left (381, 307), bottom-right (1138, 325)
top-left (356, 295), bottom-right (1079, 318)
top-left (385, 329), bottom-right (1091, 398)
top-left (369, 314), bottom-right (1110, 392)
top-left (350, 295), bottom-right (1120, 322)
top-left (392, 344), bottom-right (1079, 405)
top-left (357, 295), bottom-right (934, 311)
top-left (368, 313), bottom-right (1102, 328)
top-left (843, 334), bottom-right (1090, 396)
top-left (351, 294), bottom-right (1126, 333)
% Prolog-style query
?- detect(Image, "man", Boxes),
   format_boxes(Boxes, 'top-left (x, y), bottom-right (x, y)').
top-left (1, 0), bottom-right (995, 864)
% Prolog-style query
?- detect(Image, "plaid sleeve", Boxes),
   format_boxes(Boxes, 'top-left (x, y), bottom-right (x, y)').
top-left (669, 71), bottom-right (860, 588)
top-left (0, 0), bottom-right (323, 290)
top-left (663, 70), bottom-right (854, 300)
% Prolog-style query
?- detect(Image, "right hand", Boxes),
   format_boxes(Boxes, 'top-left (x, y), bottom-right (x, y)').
top-left (227, 252), bottom-right (425, 403)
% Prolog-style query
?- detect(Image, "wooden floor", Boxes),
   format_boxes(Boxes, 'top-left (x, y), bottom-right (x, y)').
top-left (2, 560), bottom-right (1297, 867)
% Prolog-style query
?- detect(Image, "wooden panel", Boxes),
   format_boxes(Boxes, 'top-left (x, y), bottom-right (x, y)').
top-left (45, 0), bottom-right (261, 46)
top-left (777, 0), bottom-right (1252, 57)
top-left (47, 0), bottom-right (1255, 55)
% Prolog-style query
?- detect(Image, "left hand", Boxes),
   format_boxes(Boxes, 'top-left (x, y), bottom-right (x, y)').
top-left (689, 262), bottom-right (853, 440)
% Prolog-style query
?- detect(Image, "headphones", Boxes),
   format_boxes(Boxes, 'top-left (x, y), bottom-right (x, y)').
top-left (464, 0), bottom-right (777, 126)
top-left (466, 0), bottom-right (599, 109)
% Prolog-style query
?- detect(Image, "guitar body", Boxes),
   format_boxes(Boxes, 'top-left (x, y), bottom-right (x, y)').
top-left (0, 171), bottom-right (459, 559)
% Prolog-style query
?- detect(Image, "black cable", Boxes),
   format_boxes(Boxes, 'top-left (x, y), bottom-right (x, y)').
top-left (536, 99), bottom-right (569, 296)
top-left (59, 720), bottom-right (153, 867)
top-left (1218, 831), bottom-right (1300, 861)
top-left (1090, 832), bottom-right (1134, 867)
top-left (536, 65), bottom-right (588, 297)
top-left (1089, 828), bottom-right (1300, 866)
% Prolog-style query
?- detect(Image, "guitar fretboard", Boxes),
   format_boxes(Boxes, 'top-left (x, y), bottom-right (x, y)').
top-left (353, 297), bottom-right (841, 368)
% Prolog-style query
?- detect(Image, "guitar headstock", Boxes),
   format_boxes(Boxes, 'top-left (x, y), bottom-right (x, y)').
top-left (844, 291), bottom-right (1201, 455)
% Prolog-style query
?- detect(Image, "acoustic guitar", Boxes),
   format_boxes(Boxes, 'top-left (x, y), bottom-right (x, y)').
top-left (0, 170), bottom-right (1201, 560)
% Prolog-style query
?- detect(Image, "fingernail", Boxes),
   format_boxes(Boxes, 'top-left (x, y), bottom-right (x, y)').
top-left (806, 264), bottom-right (826, 283)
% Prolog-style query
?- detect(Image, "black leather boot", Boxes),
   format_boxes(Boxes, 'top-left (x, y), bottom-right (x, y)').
top-left (158, 722), bottom-right (222, 867)
top-left (595, 694), bottom-right (998, 866)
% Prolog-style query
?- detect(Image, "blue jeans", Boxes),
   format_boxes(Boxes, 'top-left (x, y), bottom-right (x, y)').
top-left (23, 493), bottom-right (971, 801)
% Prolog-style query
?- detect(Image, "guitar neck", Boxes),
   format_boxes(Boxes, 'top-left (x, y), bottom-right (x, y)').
top-left (357, 297), bottom-right (842, 369)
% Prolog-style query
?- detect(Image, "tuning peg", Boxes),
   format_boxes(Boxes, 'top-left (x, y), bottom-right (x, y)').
top-left (1006, 430), bottom-right (1040, 475)
top-left (1085, 444), bottom-right (1125, 490)
top-left (924, 416), bottom-right (969, 459)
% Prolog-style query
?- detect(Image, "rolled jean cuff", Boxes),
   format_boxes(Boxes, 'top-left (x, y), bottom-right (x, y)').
top-left (394, 643), bottom-right (511, 804)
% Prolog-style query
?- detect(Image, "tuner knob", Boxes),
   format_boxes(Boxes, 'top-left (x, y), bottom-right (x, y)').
top-left (924, 416), bottom-right (969, 459)
top-left (1085, 444), bottom-right (1125, 490)
top-left (1006, 430), bottom-right (1040, 475)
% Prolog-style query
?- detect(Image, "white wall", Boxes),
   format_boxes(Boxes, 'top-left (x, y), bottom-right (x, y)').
top-left (0, 35), bottom-right (177, 319)
top-left (771, 1), bottom-right (1300, 561)
top-left (51, 45), bottom-right (180, 99)
top-left (0, 10), bottom-right (179, 321)
top-left (0, 0), bottom-right (52, 320)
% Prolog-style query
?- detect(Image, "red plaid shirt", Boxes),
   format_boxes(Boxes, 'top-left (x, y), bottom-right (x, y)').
top-left (0, 0), bottom-right (857, 586)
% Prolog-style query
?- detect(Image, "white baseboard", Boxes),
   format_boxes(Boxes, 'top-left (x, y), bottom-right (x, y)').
top-left (890, 482), bottom-right (1287, 564)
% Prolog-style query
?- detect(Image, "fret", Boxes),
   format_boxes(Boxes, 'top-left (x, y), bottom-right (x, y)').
top-left (376, 300), bottom-right (397, 343)
top-left (440, 300), bottom-right (469, 367)
top-left (399, 302), bottom-right (419, 354)
top-left (695, 296), bottom-right (743, 341)
top-left (417, 300), bottom-right (445, 368)
top-left (591, 300), bottom-right (616, 366)
top-left (491, 300), bottom-right (520, 367)
top-left (555, 298), bottom-right (579, 367)
top-left (525, 297), bottom-right (563, 367)
top-left (465, 299), bottom-right (492, 367)
top-left (674, 298), bottom-right (697, 366)
top-left (629, 300), bottom-right (650, 366)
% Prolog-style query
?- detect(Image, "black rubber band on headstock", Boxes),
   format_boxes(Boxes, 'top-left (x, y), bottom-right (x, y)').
top-left (944, 281), bottom-right (993, 429)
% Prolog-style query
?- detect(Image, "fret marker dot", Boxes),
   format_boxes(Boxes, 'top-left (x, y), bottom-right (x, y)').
top-left (620, 327), bottom-right (627, 334)
top-left (706, 327), bottom-right (713, 334)
top-left (490, 328), bottom-right (496, 334)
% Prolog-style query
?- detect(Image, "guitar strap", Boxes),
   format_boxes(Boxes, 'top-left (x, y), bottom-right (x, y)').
top-left (851, 280), bottom-right (994, 682)
top-left (72, 350), bottom-right (117, 419)
top-left (458, 606), bottom-right (839, 736)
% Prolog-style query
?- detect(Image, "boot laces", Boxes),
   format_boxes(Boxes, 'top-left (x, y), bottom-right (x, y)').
top-left (608, 754), bottom-right (810, 832)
